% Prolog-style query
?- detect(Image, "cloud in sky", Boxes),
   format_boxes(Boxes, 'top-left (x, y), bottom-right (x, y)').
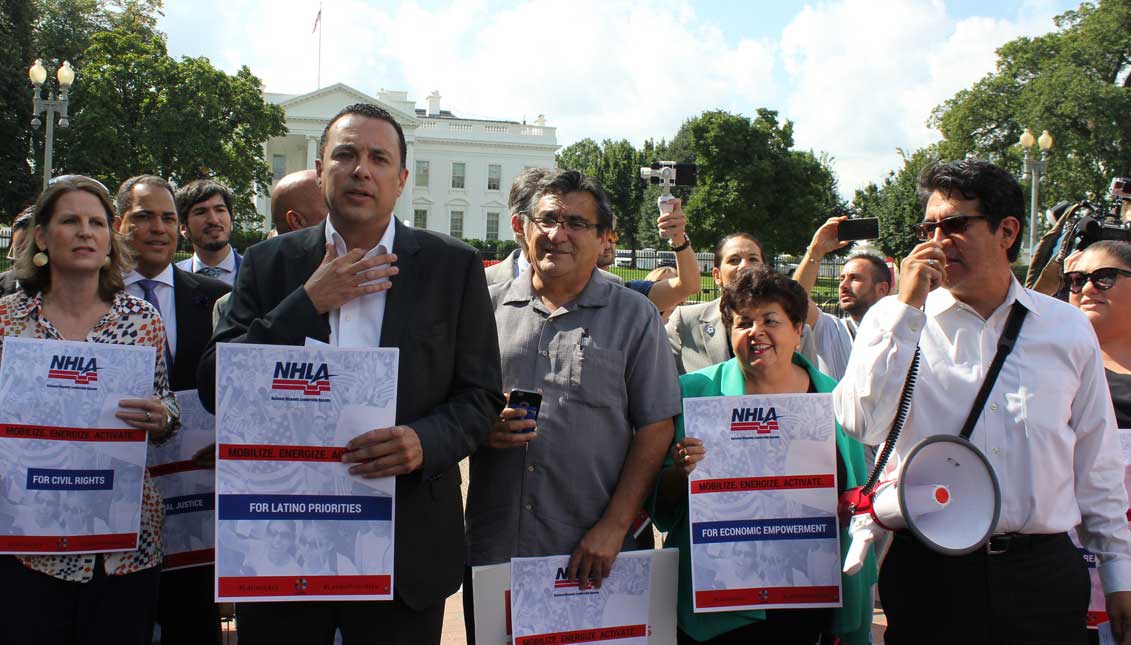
top-left (159, 0), bottom-right (1066, 195)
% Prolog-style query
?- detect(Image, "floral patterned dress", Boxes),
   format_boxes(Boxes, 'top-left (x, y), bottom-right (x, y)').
top-left (0, 290), bottom-right (180, 581)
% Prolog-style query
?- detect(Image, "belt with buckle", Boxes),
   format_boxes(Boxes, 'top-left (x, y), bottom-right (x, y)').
top-left (985, 533), bottom-right (1063, 555)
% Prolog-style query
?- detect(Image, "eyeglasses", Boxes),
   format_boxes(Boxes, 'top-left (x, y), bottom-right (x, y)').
top-left (911, 214), bottom-right (987, 241)
top-left (528, 215), bottom-right (597, 233)
top-left (1063, 267), bottom-right (1131, 293)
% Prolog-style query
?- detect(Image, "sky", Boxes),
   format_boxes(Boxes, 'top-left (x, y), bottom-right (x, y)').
top-left (158, 0), bottom-right (1080, 195)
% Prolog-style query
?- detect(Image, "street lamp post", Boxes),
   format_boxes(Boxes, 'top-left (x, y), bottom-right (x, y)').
top-left (1019, 127), bottom-right (1053, 262)
top-left (29, 59), bottom-right (75, 190)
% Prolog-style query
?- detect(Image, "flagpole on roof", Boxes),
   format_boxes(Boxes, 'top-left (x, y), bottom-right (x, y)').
top-left (314, 2), bottom-right (323, 89)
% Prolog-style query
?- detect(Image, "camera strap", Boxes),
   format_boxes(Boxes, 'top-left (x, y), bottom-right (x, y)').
top-left (958, 300), bottom-right (1028, 440)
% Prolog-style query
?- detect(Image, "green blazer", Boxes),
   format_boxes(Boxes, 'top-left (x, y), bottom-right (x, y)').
top-left (649, 354), bottom-right (878, 643)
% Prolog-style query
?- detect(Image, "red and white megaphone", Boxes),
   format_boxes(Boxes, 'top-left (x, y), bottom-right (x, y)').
top-left (838, 435), bottom-right (1001, 574)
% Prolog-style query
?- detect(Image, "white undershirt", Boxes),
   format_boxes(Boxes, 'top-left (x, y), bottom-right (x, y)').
top-left (325, 217), bottom-right (395, 348)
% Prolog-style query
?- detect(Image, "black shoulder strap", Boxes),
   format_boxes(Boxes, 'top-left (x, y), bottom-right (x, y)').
top-left (959, 300), bottom-right (1029, 440)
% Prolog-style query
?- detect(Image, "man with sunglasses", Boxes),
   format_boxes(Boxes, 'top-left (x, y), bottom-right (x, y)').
top-left (834, 160), bottom-right (1131, 644)
top-left (464, 168), bottom-right (679, 642)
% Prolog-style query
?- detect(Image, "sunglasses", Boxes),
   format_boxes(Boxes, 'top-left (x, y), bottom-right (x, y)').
top-left (911, 214), bottom-right (987, 241)
top-left (1063, 267), bottom-right (1131, 293)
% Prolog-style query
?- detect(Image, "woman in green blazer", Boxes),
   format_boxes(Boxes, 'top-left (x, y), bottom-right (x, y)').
top-left (652, 266), bottom-right (877, 644)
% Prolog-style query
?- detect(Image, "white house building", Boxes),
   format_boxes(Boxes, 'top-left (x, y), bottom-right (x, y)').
top-left (259, 84), bottom-right (559, 241)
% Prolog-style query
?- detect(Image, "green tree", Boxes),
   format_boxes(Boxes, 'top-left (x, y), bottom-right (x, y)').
top-left (53, 26), bottom-right (285, 226)
top-left (666, 109), bottom-right (839, 257)
top-left (0, 0), bottom-right (38, 219)
top-left (5, 0), bottom-right (283, 228)
top-left (854, 145), bottom-right (940, 258)
top-left (932, 0), bottom-right (1131, 209)
top-left (557, 138), bottom-right (647, 262)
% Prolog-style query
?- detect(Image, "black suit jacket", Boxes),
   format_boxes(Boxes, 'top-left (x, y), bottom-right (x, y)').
top-left (169, 267), bottom-right (231, 392)
top-left (197, 219), bottom-right (503, 610)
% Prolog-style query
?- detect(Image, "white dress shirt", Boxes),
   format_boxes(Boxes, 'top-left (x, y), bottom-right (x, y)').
top-left (123, 264), bottom-right (177, 359)
top-left (800, 311), bottom-right (857, 381)
top-left (175, 246), bottom-right (237, 286)
top-left (834, 279), bottom-right (1131, 593)
top-left (325, 217), bottom-right (394, 348)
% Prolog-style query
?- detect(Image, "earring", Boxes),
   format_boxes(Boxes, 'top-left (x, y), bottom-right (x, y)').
top-left (102, 254), bottom-right (112, 268)
top-left (32, 251), bottom-right (48, 267)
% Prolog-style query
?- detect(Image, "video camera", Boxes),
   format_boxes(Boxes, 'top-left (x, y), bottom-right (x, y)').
top-left (1027, 177), bottom-right (1131, 295)
top-left (1060, 177), bottom-right (1131, 255)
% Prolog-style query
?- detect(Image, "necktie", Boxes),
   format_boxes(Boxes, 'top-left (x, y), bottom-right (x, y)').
top-left (137, 279), bottom-right (174, 370)
top-left (197, 266), bottom-right (225, 279)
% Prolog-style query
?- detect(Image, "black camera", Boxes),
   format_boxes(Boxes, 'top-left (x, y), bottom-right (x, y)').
top-left (640, 162), bottom-right (698, 195)
top-left (1069, 202), bottom-right (1131, 251)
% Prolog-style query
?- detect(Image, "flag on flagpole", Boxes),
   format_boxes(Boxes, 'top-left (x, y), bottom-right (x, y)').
top-left (312, 7), bottom-right (322, 34)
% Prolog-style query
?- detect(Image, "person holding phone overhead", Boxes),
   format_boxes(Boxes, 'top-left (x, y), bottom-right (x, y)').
top-left (792, 215), bottom-right (890, 379)
top-left (463, 169), bottom-right (680, 643)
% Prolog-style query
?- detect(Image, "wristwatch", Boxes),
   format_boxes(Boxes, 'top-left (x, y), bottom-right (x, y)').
top-left (669, 234), bottom-right (691, 253)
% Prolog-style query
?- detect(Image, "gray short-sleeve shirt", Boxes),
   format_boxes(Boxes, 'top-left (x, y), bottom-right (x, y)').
top-left (466, 268), bottom-right (681, 566)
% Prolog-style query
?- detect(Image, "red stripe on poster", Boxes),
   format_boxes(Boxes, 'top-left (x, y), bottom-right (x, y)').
top-left (515, 624), bottom-right (647, 645)
top-left (690, 474), bottom-right (835, 494)
top-left (695, 585), bottom-right (840, 608)
top-left (217, 444), bottom-right (346, 462)
top-left (0, 532), bottom-right (138, 552)
top-left (149, 460), bottom-right (210, 477)
top-left (164, 548), bottom-right (214, 569)
top-left (218, 574), bottom-right (391, 597)
top-left (0, 424), bottom-right (145, 442)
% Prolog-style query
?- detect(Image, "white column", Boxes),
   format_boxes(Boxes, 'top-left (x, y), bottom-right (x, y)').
top-left (306, 136), bottom-right (318, 169)
top-left (398, 138), bottom-right (416, 227)
top-left (257, 142), bottom-right (271, 231)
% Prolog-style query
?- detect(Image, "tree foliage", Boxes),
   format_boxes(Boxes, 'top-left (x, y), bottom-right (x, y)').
top-left (2, 0), bottom-right (285, 226)
top-left (667, 109), bottom-right (840, 256)
top-left (0, 0), bottom-right (38, 218)
top-left (557, 138), bottom-right (646, 258)
top-left (931, 0), bottom-right (1131, 208)
top-left (853, 146), bottom-right (940, 258)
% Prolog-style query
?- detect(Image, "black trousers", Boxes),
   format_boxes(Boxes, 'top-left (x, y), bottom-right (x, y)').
top-left (0, 555), bottom-right (161, 645)
top-left (880, 531), bottom-right (1090, 645)
top-left (235, 596), bottom-right (445, 645)
top-left (158, 565), bottom-right (221, 645)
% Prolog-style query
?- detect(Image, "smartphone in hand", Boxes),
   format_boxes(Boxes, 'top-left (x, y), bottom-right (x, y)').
top-left (837, 217), bottom-right (880, 242)
top-left (508, 389), bottom-right (542, 433)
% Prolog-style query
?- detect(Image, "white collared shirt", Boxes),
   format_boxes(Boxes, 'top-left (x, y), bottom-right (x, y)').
top-left (175, 246), bottom-right (237, 285)
top-left (123, 264), bottom-right (177, 359)
top-left (325, 216), bottom-right (395, 348)
top-left (834, 279), bottom-right (1131, 593)
top-left (515, 249), bottom-right (531, 279)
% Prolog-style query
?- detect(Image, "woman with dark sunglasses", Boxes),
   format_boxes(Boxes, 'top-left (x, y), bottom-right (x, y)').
top-left (1066, 240), bottom-right (1131, 427)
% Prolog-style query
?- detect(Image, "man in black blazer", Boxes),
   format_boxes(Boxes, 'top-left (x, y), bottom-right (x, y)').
top-left (115, 175), bottom-right (230, 645)
top-left (197, 103), bottom-right (502, 645)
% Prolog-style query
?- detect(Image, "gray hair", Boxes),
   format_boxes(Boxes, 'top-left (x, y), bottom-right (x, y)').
top-left (526, 169), bottom-right (615, 232)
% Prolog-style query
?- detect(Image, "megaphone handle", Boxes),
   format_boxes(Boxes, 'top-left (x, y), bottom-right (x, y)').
top-left (862, 346), bottom-right (921, 496)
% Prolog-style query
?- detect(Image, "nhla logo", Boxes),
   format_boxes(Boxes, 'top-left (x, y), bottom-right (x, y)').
top-left (730, 407), bottom-right (779, 434)
top-left (271, 362), bottom-right (331, 396)
top-left (48, 355), bottom-right (99, 385)
top-left (294, 578), bottom-right (308, 592)
top-left (553, 567), bottom-right (581, 589)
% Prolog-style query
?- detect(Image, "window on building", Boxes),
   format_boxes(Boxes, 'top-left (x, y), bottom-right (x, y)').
top-left (487, 164), bottom-right (502, 191)
top-left (415, 160), bottom-right (429, 188)
top-left (486, 211), bottom-right (500, 241)
top-left (272, 155), bottom-right (287, 182)
top-left (450, 211), bottom-right (464, 239)
top-left (414, 209), bottom-right (428, 229)
top-left (451, 162), bottom-right (466, 189)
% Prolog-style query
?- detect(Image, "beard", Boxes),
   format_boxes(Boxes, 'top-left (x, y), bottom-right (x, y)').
top-left (199, 239), bottom-right (229, 252)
